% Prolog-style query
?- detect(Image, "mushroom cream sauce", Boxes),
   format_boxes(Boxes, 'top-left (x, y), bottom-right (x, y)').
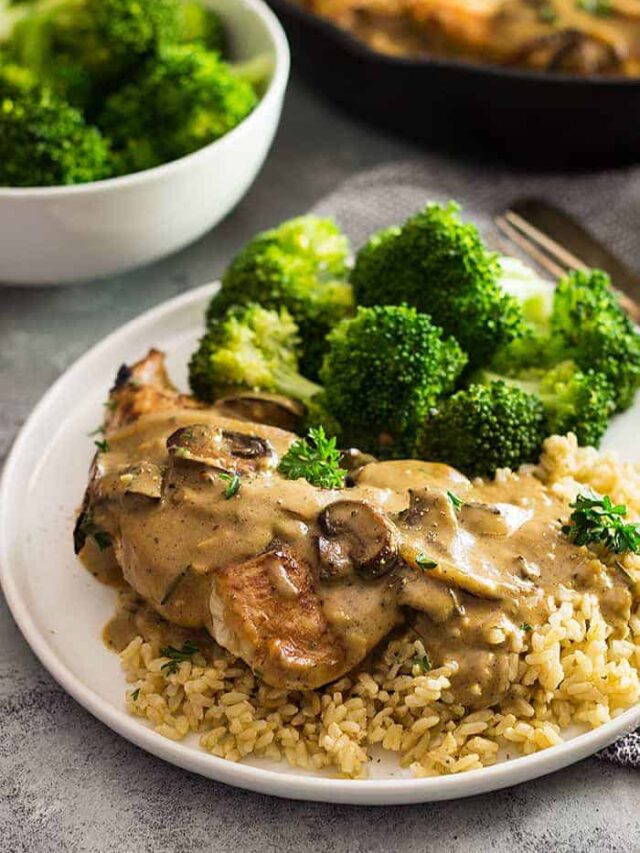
top-left (82, 406), bottom-right (632, 713)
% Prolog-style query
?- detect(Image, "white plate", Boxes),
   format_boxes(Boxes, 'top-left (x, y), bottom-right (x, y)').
top-left (1, 283), bottom-right (639, 805)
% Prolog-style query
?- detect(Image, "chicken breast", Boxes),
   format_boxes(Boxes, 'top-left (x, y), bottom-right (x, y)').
top-left (77, 350), bottom-right (631, 702)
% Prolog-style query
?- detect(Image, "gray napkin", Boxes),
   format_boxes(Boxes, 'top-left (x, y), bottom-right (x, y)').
top-left (311, 155), bottom-right (640, 769)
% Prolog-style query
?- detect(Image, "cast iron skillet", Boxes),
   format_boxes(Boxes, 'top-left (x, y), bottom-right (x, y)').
top-left (268, 0), bottom-right (640, 168)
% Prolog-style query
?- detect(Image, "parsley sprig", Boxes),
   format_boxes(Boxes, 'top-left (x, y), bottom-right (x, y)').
top-left (160, 641), bottom-right (199, 675)
top-left (278, 427), bottom-right (346, 489)
top-left (562, 493), bottom-right (640, 554)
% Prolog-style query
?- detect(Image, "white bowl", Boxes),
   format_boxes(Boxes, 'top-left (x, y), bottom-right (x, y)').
top-left (0, 0), bottom-right (290, 286)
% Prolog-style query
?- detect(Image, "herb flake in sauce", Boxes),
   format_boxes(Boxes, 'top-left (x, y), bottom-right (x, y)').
top-left (413, 654), bottom-right (432, 672)
top-left (160, 641), bottom-right (199, 675)
top-left (538, 2), bottom-right (558, 22)
top-left (577, 0), bottom-right (611, 16)
top-left (219, 472), bottom-right (241, 499)
top-left (416, 553), bottom-right (438, 570)
top-left (447, 491), bottom-right (463, 512)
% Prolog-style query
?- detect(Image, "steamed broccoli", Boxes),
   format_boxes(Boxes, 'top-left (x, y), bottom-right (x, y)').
top-left (210, 215), bottom-right (354, 378)
top-left (351, 202), bottom-right (524, 366)
top-left (550, 269), bottom-right (640, 411)
top-left (490, 256), bottom-right (557, 372)
top-left (3, 0), bottom-right (182, 106)
top-left (176, 2), bottom-right (226, 52)
top-left (476, 361), bottom-right (615, 448)
top-left (416, 381), bottom-right (545, 478)
top-left (0, 69), bottom-right (112, 186)
top-left (189, 303), bottom-right (321, 405)
top-left (98, 43), bottom-right (259, 174)
top-left (5, 0), bottom-right (181, 62)
top-left (317, 304), bottom-right (468, 455)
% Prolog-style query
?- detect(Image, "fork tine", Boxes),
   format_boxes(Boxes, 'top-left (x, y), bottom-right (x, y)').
top-left (494, 215), bottom-right (567, 280)
top-left (504, 211), bottom-right (589, 274)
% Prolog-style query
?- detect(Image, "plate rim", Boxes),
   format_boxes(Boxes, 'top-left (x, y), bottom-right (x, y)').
top-left (2, 282), bottom-right (639, 805)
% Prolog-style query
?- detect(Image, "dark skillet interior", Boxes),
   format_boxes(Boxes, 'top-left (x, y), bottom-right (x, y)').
top-left (268, 0), bottom-right (640, 168)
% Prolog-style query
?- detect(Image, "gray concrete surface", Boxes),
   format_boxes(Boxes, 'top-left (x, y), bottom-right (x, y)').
top-left (1, 75), bottom-right (638, 853)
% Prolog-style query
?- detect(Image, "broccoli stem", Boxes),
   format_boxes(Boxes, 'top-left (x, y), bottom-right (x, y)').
top-left (271, 365), bottom-right (321, 408)
top-left (229, 53), bottom-right (273, 93)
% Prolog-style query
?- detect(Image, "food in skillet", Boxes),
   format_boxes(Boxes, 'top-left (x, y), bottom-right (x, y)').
top-left (297, 0), bottom-right (640, 75)
top-left (75, 203), bottom-right (640, 777)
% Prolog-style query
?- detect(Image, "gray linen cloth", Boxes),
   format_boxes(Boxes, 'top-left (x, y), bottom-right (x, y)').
top-left (311, 155), bottom-right (640, 768)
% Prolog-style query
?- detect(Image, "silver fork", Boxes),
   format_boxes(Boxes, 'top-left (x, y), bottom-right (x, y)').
top-left (493, 199), bottom-right (640, 324)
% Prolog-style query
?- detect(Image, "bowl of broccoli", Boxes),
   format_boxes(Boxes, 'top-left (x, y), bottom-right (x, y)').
top-left (0, 0), bottom-right (290, 284)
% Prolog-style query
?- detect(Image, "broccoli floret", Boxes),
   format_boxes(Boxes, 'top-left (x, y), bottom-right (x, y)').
top-left (550, 269), bottom-right (640, 411)
top-left (351, 202), bottom-right (524, 366)
top-left (98, 43), bottom-right (259, 174)
top-left (417, 381), bottom-right (545, 478)
top-left (4, 3), bottom-right (103, 108)
top-left (317, 305), bottom-right (468, 455)
top-left (91, 0), bottom-right (179, 57)
top-left (189, 303), bottom-right (321, 406)
top-left (3, 0), bottom-right (181, 98)
top-left (477, 361), bottom-right (615, 448)
top-left (210, 215), bottom-right (354, 378)
top-left (0, 72), bottom-right (112, 186)
top-left (176, 2), bottom-right (226, 53)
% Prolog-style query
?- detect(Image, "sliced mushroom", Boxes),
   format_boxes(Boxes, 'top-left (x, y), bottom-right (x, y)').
top-left (317, 500), bottom-right (399, 581)
top-left (221, 429), bottom-right (274, 460)
top-left (167, 424), bottom-right (275, 473)
top-left (514, 29), bottom-right (620, 73)
top-left (340, 447), bottom-right (378, 485)
top-left (215, 392), bottom-right (304, 432)
top-left (460, 501), bottom-right (533, 538)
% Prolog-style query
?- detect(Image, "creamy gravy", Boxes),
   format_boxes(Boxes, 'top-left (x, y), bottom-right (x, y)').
top-left (302, 0), bottom-right (640, 75)
top-left (82, 408), bottom-right (631, 706)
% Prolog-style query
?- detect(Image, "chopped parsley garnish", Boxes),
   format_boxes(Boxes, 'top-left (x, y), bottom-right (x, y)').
top-left (160, 568), bottom-right (189, 606)
top-left (76, 508), bottom-right (112, 552)
top-left (413, 654), bottom-right (432, 673)
top-left (538, 1), bottom-right (558, 21)
top-left (521, 623), bottom-right (533, 633)
top-left (88, 425), bottom-right (105, 437)
top-left (130, 688), bottom-right (140, 701)
top-left (562, 493), bottom-right (640, 555)
top-left (577, 0), bottom-right (610, 15)
top-left (171, 446), bottom-right (191, 460)
top-left (104, 399), bottom-right (117, 412)
top-left (447, 491), bottom-right (463, 512)
top-left (219, 472), bottom-right (241, 499)
top-left (94, 438), bottom-right (110, 453)
top-left (93, 531), bottom-right (112, 551)
top-left (278, 427), bottom-right (346, 490)
top-left (160, 641), bottom-right (199, 675)
top-left (416, 553), bottom-right (438, 570)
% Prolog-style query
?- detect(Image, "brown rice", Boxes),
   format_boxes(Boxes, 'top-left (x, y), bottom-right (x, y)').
top-left (119, 434), bottom-right (640, 778)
